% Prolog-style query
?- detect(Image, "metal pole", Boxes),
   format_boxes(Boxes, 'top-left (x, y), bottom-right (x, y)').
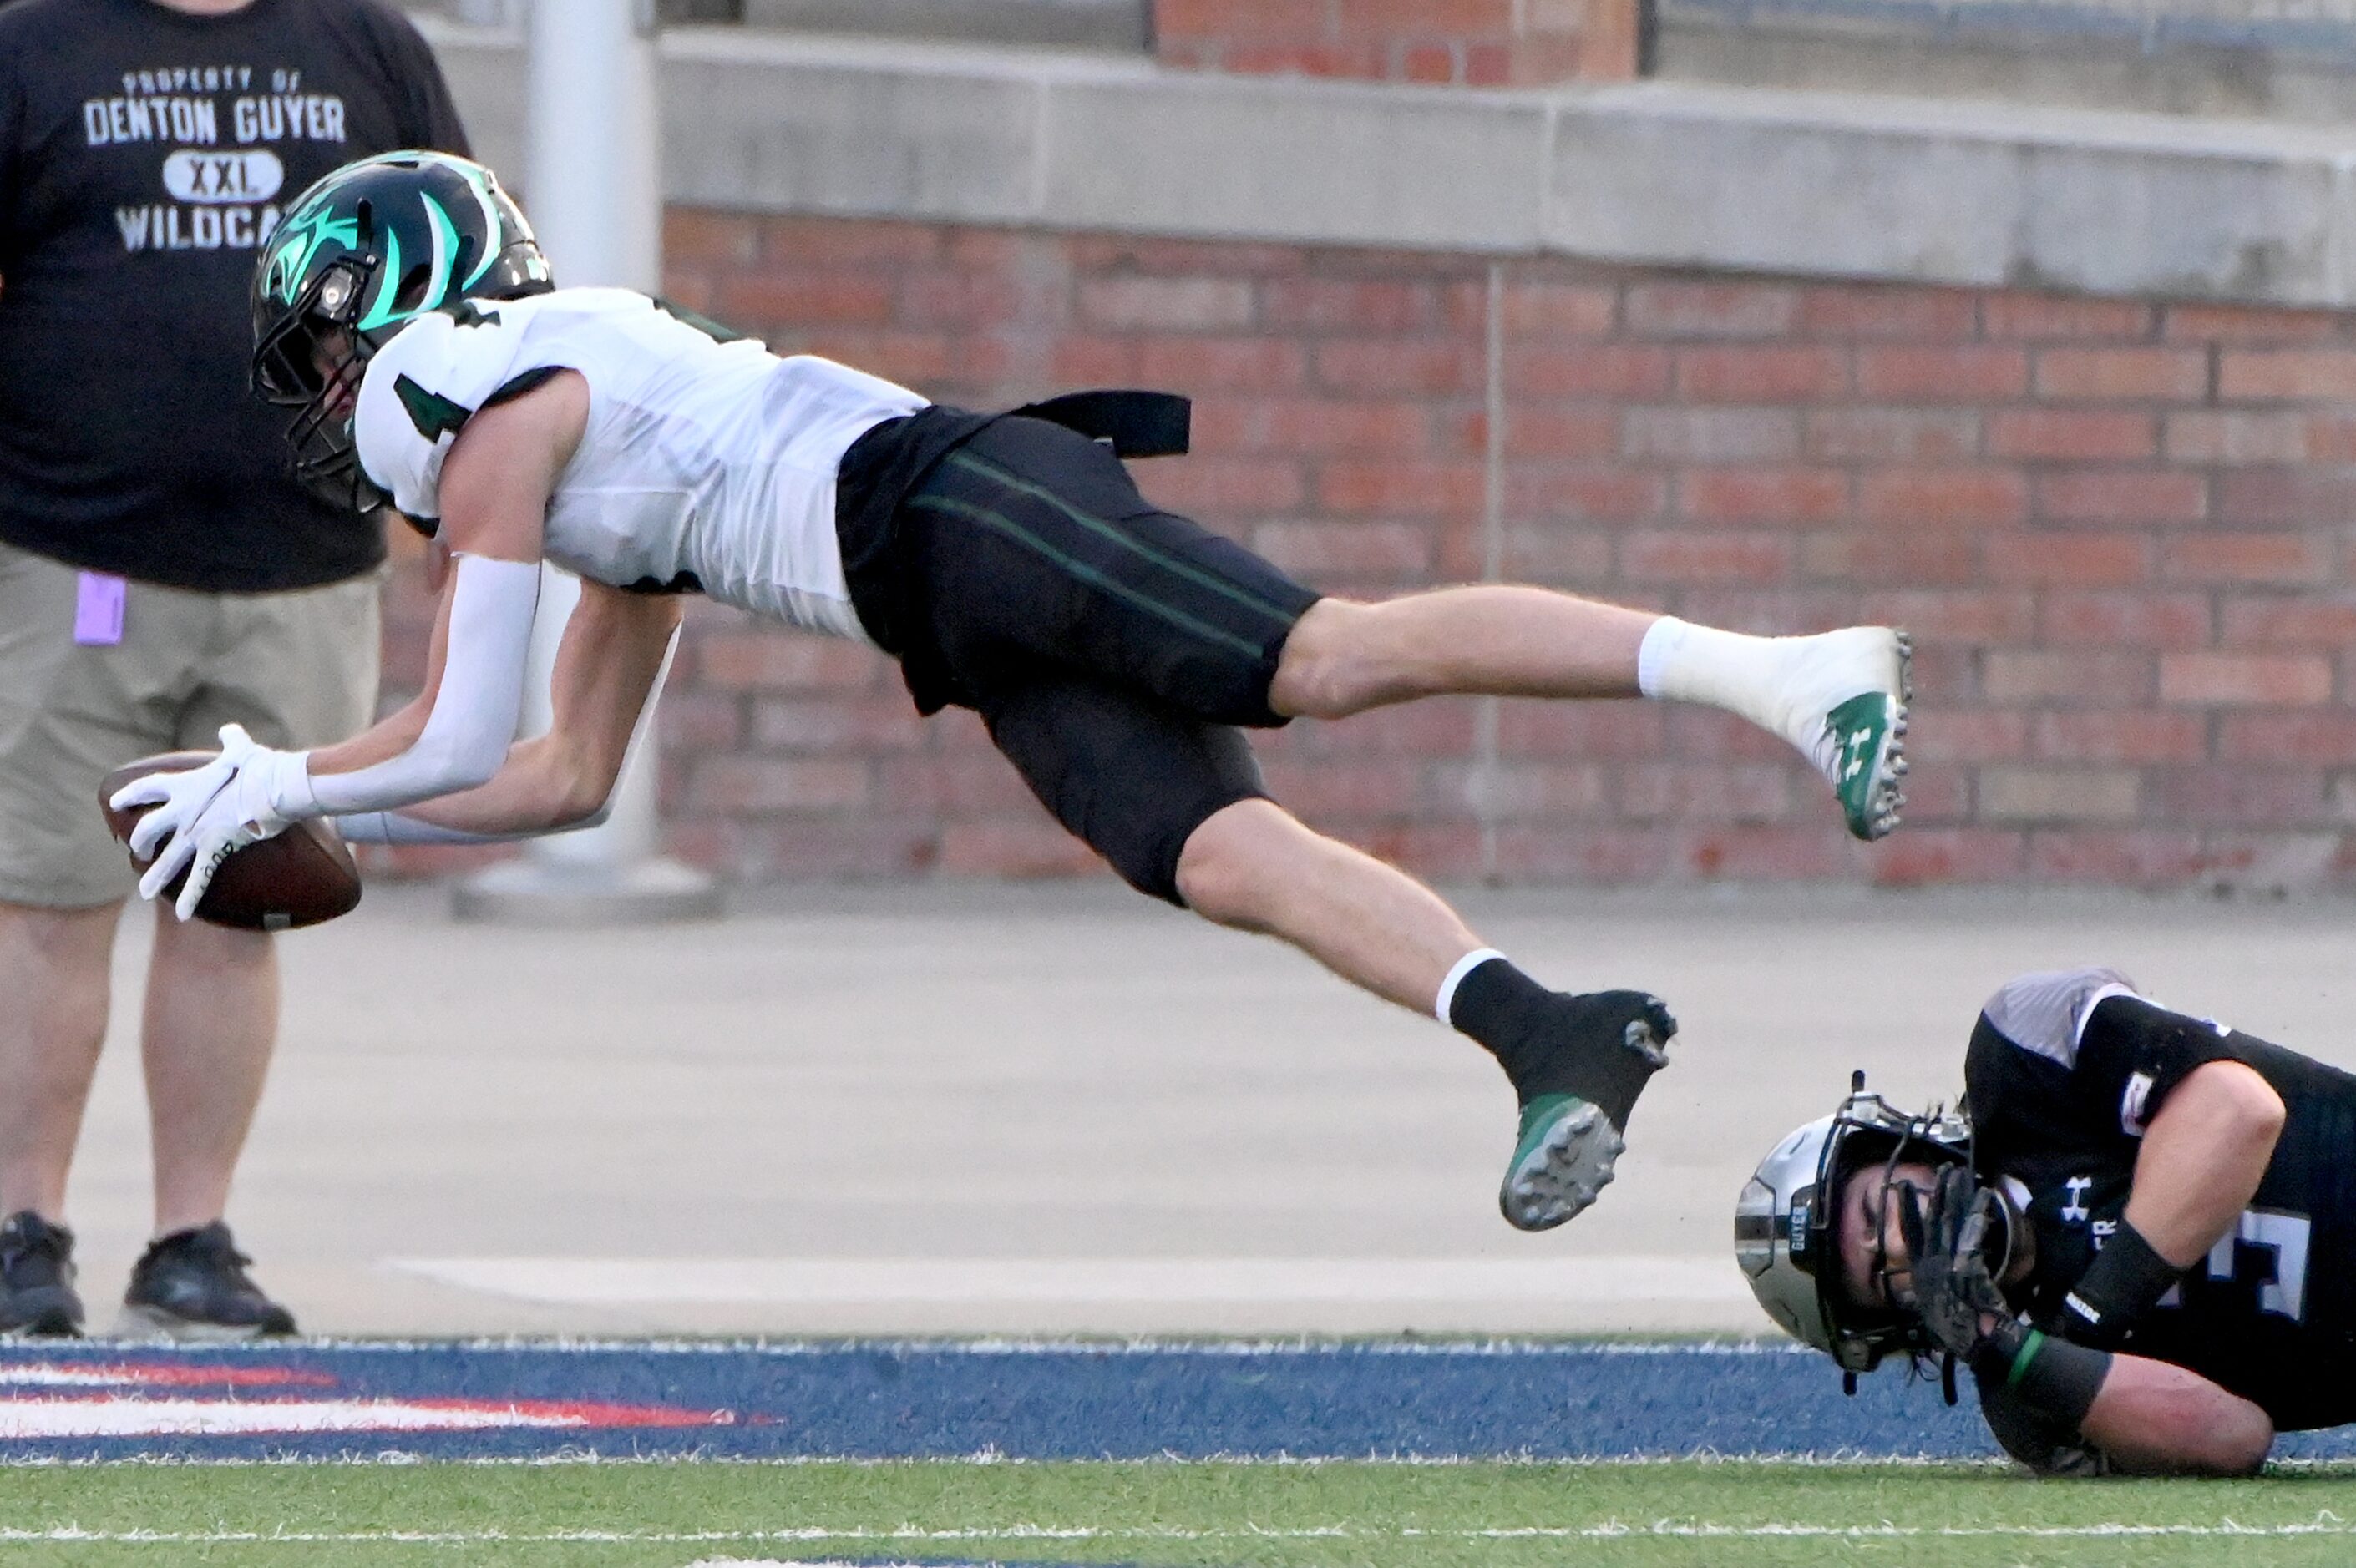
top-left (454, 0), bottom-right (720, 924)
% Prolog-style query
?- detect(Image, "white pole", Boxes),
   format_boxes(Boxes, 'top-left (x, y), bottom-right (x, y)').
top-left (454, 0), bottom-right (719, 924)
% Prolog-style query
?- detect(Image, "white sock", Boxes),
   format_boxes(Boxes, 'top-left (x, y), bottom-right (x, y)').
top-left (1433, 947), bottom-right (1507, 1025)
top-left (1636, 615), bottom-right (1788, 737)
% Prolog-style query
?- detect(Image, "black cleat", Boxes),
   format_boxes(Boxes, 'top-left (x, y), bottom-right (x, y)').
top-left (1497, 990), bottom-right (1677, 1232)
top-left (0, 1211), bottom-right (84, 1338)
top-left (117, 1222), bottom-right (296, 1342)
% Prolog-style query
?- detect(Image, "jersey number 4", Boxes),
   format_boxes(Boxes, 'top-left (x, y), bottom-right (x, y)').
top-left (2161, 1207), bottom-right (2309, 1322)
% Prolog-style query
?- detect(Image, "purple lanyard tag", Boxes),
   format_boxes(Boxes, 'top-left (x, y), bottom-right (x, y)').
top-left (73, 572), bottom-right (127, 646)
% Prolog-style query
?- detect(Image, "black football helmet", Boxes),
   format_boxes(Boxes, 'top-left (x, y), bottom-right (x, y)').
top-left (251, 150), bottom-right (552, 511)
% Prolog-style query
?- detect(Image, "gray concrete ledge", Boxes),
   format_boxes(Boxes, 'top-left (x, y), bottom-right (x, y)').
top-left (423, 20), bottom-right (2356, 307)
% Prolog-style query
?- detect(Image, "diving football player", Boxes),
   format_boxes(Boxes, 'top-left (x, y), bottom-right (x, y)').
top-left (125, 151), bottom-right (1911, 1231)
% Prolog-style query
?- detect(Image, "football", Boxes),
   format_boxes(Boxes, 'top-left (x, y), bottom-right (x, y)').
top-left (98, 751), bottom-right (364, 931)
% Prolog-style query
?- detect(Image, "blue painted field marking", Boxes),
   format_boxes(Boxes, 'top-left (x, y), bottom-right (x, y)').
top-left (0, 1341), bottom-right (2348, 1464)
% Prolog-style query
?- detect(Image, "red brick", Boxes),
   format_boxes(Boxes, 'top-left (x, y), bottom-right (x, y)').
top-left (1193, 397), bottom-right (1431, 455)
top-left (749, 698), bottom-right (928, 754)
top-left (2150, 768), bottom-right (2325, 826)
top-left (1501, 281), bottom-right (1618, 336)
top-left (1673, 593), bottom-right (1876, 644)
top-left (1800, 533), bottom-right (1979, 584)
top-left (1905, 708), bottom-right (2029, 763)
top-left (2220, 712), bottom-right (2356, 764)
top-left (1796, 286), bottom-right (1979, 340)
top-left (1983, 296), bottom-right (2154, 340)
top-left (1154, 0), bottom-right (1328, 42)
top-left (1077, 276), bottom-right (1255, 331)
top-left (1332, 0), bottom-right (1516, 33)
top-left (663, 209), bottom-right (758, 266)
top-left (659, 692), bottom-right (742, 751)
top-left (1505, 344), bottom-right (1673, 399)
top-left (1986, 409), bottom-right (2156, 462)
top-left (697, 635), bottom-right (883, 692)
top-left (2166, 412), bottom-right (2356, 465)
top-left (689, 757), bottom-right (871, 815)
top-left (1316, 459), bottom-right (1487, 516)
top-left (1314, 339), bottom-right (1484, 395)
top-left (1675, 346), bottom-right (1849, 402)
top-left (874, 755), bottom-right (1038, 816)
top-left (1854, 346), bottom-right (2028, 402)
top-left (1136, 457), bottom-right (1309, 517)
top-left (1620, 407), bottom-right (1801, 462)
top-left (1252, 519), bottom-right (1434, 574)
top-left (1979, 766), bottom-right (2142, 822)
top-left (2027, 831), bottom-right (2212, 883)
top-left (1259, 759), bottom-right (1426, 818)
top-left (1856, 586), bottom-right (2044, 640)
top-left (2034, 348), bottom-right (2208, 401)
top-left (1678, 467), bottom-right (1850, 526)
top-left (1869, 830), bottom-right (2028, 886)
top-left (1502, 468), bottom-right (1666, 523)
top-left (2217, 350), bottom-right (2356, 401)
top-left (1398, 43), bottom-right (1459, 83)
top-left (1983, 650), bottom-right (2156, 704)
top-left (2032, 711), bottom-right (2207, 764)
top-left (2160, 653), bottom-right (2333, 705)
top-left (1858, 468), bottom-right (2029, 527)
top-left (1497, 407), bottom-right (1620, 462)
top-left (713, 271), bottom-right (894, 329)
top-left (1623, 281), bottom-right (1801, 339)
top-left (757, 215), bottom-right (943, 266)
top-left (1499, 526), bottom-right (1613, 582)
top-left (2220, 599), bottom-right (2356, 649)
top-left (1138, 336), bottom-right (1308, 391)
top-left (2035, 470), bottom-right (2207, 525)
top-left (1619, 533), bottom-right (1792, 584)
top-left (1619, 763), bottom-right (1794, 822)
top-left (2217, 469), bottom-right (2356, 526)
top-left (1804, 409), bottom-right (1979, 463)
top-left (1299, 701), bottom-right (1480, 756)
top-left (894, 271), bottom-right (1024, 330)
top-left (1497, 703), bottom-right (1669, 759)
top-left (1984, 533), bottom-right (2151, 587)
top-left (1261, 279), bottom-right (1442, 331)
top-left (937, 820), bottom-right (1107, 879)
top-left (2035, 591), bottom-right (2212, 648)
top-left (1678, 827), bottom-right (1853, 879)
top-left (1048, 335), bottom-right (1143, 384)
top-left (2164, 303), bottom-right (2352, 344)
top-left (1487, 827), bottom-right (1670, 882)
top-left (2163, 534), bottom-right (2335, 586)
top-left (1442, 761), bottom-right (1612, 820)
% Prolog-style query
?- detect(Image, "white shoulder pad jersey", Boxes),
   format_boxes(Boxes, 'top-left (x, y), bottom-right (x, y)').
top-left (352, 287), bottom-right (926, 641)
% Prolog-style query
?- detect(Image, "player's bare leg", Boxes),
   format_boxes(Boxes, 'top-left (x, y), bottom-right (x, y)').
top-left (1178, 801), bottom-right (1674, 1230)
top-left (140, 909), bottom-right (277, 1238)
top-left (1269, 589), bottom-right (1909, 841)
top-left (0, 898), bottom-right (117, 1333)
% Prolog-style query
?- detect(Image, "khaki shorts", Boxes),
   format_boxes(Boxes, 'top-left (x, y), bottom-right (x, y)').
top-left (0, 539), bottom-right (381, 909)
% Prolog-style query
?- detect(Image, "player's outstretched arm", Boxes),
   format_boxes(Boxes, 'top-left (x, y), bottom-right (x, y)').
top-left (2075, 1354), bottom-right (2273, 1475)
top-left (342, 582), bottom-right (683, 842)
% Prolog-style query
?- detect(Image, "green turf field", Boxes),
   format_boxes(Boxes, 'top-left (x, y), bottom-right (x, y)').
top-left (3, 1460), bottom-right (2354, 1567)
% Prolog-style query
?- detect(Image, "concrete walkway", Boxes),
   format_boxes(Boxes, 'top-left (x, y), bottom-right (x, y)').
top-left (58, 882), bottom-right (2356, 1339)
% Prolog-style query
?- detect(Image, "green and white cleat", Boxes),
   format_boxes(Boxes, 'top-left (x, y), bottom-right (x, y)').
top-left (1498, 1094), bottom-right (1624, 1232)
top-left (1776, 626), bottom-right (1910, 842)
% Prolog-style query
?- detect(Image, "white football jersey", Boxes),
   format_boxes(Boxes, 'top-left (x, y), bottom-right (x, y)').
top-left (352, 287), bottom-right (926, 642)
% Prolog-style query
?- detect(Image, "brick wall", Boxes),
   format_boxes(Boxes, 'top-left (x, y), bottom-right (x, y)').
top-left (1151, 0), bottom-right (1639, 85)
top-left (373, 208), bottom-right (2356, 891)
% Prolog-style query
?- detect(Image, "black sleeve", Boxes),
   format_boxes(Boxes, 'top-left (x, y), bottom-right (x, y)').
top-left (358, 0), bottom-right (471, 155)
top-left (0, 39), bottom-right (20, 275)
top-left (1979, 1384), bottom-right (2110, 1477)
top-left (2074, 994), bottom-right (2242, 1141)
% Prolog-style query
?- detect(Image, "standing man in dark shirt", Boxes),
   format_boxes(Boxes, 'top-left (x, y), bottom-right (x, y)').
top-left (0, 0), bottom-right (467, 1337)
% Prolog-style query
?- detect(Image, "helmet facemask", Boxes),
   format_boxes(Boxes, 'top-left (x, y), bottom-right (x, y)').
top-left (254, 255), bottom-right (388, 513)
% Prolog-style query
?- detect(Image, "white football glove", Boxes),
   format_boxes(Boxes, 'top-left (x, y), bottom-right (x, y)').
top-left (110, 723), bottom-right (317, 920)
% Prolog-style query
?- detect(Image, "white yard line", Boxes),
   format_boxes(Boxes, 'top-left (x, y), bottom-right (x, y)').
top-left (3, 1516), bottom-right (2351, 1545)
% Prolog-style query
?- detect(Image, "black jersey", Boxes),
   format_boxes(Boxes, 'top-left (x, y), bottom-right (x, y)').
top-left (1963, 967), bottom-right (2356, 1469)
top-left (0, 0), bottom-right (467, 591)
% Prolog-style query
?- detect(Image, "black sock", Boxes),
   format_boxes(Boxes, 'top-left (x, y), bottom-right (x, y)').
top-left (1447, 958), bottom-right (1675, 1129)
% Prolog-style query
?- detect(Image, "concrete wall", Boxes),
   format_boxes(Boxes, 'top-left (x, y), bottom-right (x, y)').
top-left (382, 25), bottom-right (2356, 890)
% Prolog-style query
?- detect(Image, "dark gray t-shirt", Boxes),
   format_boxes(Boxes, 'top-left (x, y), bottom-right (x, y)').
top-left (0, 0), bottom-right (467, 590)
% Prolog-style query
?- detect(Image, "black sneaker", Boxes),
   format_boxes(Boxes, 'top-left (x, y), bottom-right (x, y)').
top-left (0, 1211), bottom-right (84, 1338)
top-left (117, 1222), bottom-right (296, 1342)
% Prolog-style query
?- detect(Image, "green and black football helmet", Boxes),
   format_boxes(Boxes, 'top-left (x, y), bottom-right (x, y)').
top-left (251, 150), bottom-right (552, 511)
